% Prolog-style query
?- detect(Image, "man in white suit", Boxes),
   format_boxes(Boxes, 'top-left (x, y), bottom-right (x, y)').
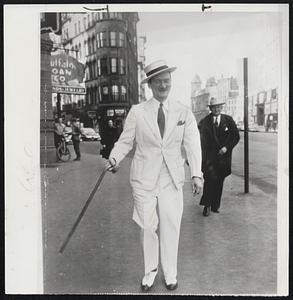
top-left (106, 60), bottom-right (203, 291)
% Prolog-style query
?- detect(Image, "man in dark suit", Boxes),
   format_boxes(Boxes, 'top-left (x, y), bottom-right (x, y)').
top-left (198, 97), bottom-right (240, 216)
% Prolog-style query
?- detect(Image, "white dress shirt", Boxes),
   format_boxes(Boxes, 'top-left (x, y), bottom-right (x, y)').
top-left (213, 114), bottom-right (221, 126)
top-left (150, 97), bottom-right (169, 123)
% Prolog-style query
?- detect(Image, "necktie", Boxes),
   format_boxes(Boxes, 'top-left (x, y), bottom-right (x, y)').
top-left (157, 103), bottom-right (165, 138)
top-left (214, 117), bottom-right (219, 128)
top-left (214, 117), bottom-right (219, 136)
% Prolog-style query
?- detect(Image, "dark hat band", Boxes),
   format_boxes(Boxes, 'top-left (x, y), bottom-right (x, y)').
top-left (146, 65), bottom-right (169, 77)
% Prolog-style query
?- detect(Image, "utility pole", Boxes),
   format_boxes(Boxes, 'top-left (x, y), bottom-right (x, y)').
top-left (243, 57), bottom-right (249, 193)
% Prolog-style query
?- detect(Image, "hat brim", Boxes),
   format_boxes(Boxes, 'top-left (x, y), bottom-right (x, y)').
top-left (208, 102), bottom-right (226, 107)
top-left (141, 66), bottom-right (177, 84)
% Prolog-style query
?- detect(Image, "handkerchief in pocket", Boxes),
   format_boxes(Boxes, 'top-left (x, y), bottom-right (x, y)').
top-left (177, 120), bottom-right (185, 126)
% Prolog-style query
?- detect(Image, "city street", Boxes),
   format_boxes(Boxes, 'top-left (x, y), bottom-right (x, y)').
top-left (41, 132), bottom-right (277, 295)
top-left (232, 131), bottom-right (277, 194)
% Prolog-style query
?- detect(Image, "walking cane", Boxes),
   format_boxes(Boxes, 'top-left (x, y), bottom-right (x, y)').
top-left (59, 166), bottom-right (110, 254)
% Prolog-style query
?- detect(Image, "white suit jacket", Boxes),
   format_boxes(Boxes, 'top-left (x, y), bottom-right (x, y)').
top-left (110, 97), bottom-right (202, 191)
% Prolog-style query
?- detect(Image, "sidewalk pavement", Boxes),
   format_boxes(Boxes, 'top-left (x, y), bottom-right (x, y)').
top-left (41, 149), bottom-right (277, 295)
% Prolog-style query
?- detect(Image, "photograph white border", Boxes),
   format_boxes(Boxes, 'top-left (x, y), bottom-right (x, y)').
top-left (4, 3), bottom-right (289, 295)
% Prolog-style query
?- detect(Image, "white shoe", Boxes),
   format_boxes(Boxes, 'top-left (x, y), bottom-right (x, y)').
top-left (141, 268), bottom-right (158, 291)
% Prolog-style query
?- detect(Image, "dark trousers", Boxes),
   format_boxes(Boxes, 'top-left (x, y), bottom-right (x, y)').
top-left (200, 176), bottom-right (225, 211)
top-left (73, 140), bottom-right (81, 159)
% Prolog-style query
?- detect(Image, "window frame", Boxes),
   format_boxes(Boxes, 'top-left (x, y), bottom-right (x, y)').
top-left (110, 31), bottom-right (117, 47)
top-left (110, 57), bottom-right (118, 74)
top-left (118, 32), bottom-right (125, 47)
top-left (111, 84), bottom-right (119, 101)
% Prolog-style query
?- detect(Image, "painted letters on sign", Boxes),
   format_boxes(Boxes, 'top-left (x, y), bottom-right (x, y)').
top-left (50, 53), bottom-right (86, 94)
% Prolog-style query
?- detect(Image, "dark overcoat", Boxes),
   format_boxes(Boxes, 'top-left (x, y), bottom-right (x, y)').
top-left (198, 113), bottom-right (240, 179)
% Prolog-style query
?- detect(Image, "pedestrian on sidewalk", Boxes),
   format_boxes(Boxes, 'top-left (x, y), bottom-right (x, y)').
top-left (54, 117), bottom-right (65, 162)
top-left (71, 118), bottom-right (81, 161)
top-left (106, 60), bottom-right (203, 292)
top-left (100, 119), bottom-right (119, 159)
top-left (198, 97), bottom-right (240, 216)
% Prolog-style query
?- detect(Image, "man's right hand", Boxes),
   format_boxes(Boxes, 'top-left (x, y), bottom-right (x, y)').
top-left (105, 157), bottom-right (119, 173)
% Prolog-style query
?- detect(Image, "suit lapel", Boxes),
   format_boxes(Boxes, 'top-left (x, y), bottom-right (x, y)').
top-left (163, 100), bottom-right (182, 142)
top-left (142, 100), bottom-right (162, 141)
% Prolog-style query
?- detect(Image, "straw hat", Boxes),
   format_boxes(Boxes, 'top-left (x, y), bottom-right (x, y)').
top-left (208, 97), bottom-right (226, 107)
top-left (141, 60), bottom-right (177, 84)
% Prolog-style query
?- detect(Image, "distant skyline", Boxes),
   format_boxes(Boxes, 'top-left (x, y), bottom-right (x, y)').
top-left (137, 12), bottom-right (280, 105)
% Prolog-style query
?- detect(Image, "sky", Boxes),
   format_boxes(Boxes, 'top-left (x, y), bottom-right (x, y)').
top-left (137, 12), bottom-right (281, 105)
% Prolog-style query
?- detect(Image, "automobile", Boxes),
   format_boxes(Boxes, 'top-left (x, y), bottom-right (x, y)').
top-left (236, 121), bottom-right (259, 132)
top-left (64, 126), bottom-right (73, 144)
top-left (236, 121), bottom-right (244, 131)
top-left (248, 123), bottom-right (259, 132)
top-left (81, 128), bottom-right (101, 141)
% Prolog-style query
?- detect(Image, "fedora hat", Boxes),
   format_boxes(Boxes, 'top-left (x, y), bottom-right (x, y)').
top-left (208, 97), bottom-right (226, 107)
top-left (141, 60), bottom-right (177, 84)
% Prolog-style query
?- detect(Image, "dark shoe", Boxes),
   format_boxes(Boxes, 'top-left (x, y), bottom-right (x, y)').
top-left (165, 281), bottom-right (178, 291)
top-left (203, 206), bottom-right (210, 216)
top-left (74, 158), bottom-right (80, 161)
top-left (211, 209), bottom-right (220, 213)
top-left (141, 268), bottom-right (157, 292)
top-left (141, 283), bottom-right (152, 292)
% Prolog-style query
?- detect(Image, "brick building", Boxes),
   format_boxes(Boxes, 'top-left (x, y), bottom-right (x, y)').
top-left (58, 12), bottom-right (139, 130)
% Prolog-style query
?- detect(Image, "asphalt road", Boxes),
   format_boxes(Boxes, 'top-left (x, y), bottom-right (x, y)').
top-left (232, 132), bottom-right (277, 195)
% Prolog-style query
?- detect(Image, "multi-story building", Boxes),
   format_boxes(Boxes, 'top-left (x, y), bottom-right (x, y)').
top-left (190, 74), bottom-right (209, 122)
top-left (137, 35), bottom-right (147, 102)
top-left (191, 75), bottom-right (239, 123)
top-left (59, 12), bottom-right (139, 130)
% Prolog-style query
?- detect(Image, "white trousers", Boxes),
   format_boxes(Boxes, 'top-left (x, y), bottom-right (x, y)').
top-left (132, 162), bottom-right (183, 283)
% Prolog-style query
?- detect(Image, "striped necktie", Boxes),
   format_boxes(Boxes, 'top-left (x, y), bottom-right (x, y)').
top-left (157, 103), bottom-right (165, 138)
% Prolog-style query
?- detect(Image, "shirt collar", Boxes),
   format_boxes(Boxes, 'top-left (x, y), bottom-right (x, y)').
top-left (213, 114), bottom-right (221, 123)
top-left (151, 97), bottom-right (169, 111)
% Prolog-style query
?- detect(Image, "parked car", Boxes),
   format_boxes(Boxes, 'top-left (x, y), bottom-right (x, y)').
top-left (64, 126), bottom-right (73, 144)
top-left (236, 121), bottom-right (244, 131)
top-left (236, 121), bottom-right (259, 132)
top-left (248, 123), bottom-right (259, 132)
top-left (81, 128), bottom-right (101, 141)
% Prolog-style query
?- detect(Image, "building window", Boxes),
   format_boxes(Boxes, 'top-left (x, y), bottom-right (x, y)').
top-left (121, 85), bottom-right (127, 101)
top-left (78, 20), bottom-right (81, 33)
top-left (99, 31), bottom-right (108, 47)
top-left (100, 58), bottom-right (108, 75)
top-left (83, 17), bottom-right (86, 30)
top-left (110, 58), bottom-right (118, 74)
top-left (96, 86), bottom-right (99, 103)
top-left (85, 41), bottom-right (88, 56)
top-left (92, 36), bottom-right (96, 52)
top-left (88, 88), bottom-right (92, 105)
top-left (74, 23), bottom-right (77, 35)
top-left (101, 85), bottom-right (109, 101)
top-left (120, 58), bottom-right (126, 74)
top-left (96, 33), bottom-right (100, 48)
top-left (91, 61), bottom-right (95, 78)
top-left (85, 63), bottom-right (90, 80)
top-left (88, 38), bottom-right (92, 55)
top-left (118, 32), bottom-right (125, 47)
top-left (110, 32), bottom-right (117, 47)
top-left (97, 59), bottom-right (101, 76)
top-left (112, 85), bottom-right (119, 101)
top-left (87, 14), bottom-right (90, 27)
top-left (78, 43), bottom-right (81, 59)
top-left (88, 62), bottom-right (92, 79)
